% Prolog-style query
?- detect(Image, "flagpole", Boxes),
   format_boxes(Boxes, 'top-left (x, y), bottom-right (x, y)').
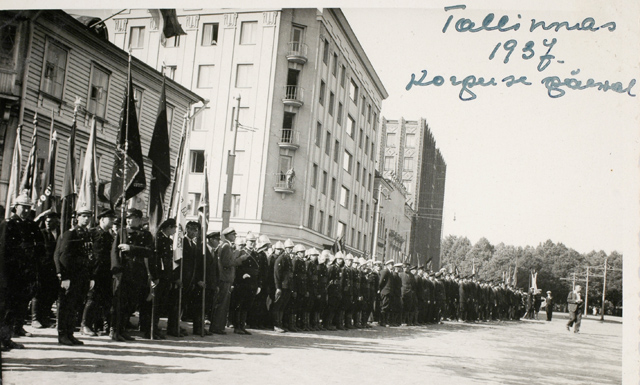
top-left (201, 157), bottom-right (208, 337)
top-left (30, 113), bottom-right (39, 202)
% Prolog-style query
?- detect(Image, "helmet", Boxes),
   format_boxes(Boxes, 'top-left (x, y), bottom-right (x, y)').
top-left (284, 238), bottom-right (295, 248)
top-left (256, 234), bottom-right (271, 250)
top-left (320, 250), bottom-right (332, 264)
top-left (306, 247), bottom-right (319, 257)
top-left (246, 232), bottom-right (258, 242)
top-left (318, 253), bottom-right (326, 264)
top-left (293, 244), bottom-right (306, 253)
top-left (358, 257), bottom-right (367, 265)
top-left (335, 251), bottom-right (344, 260)
top-left (235, 237), bottom-right (246, 247)
top-left (273, 241), bottom-right (285, 250)
top-left (344, 253), bottom-right (354, 261)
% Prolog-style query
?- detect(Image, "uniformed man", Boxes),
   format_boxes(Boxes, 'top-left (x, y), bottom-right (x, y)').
top-left (32, 211), bottom-right (60, 329)
top-left (322, 250), bottom-right (337, 330)
top-left (378, 259), bottom-right (394, 327)
top-left (291, 244), bottom-right (307, 331)
top-left (0, 194), bottom-right (43, 350)
top-left (111, 208), bottom-right (154, 341)
top-left (232, 235), bottom-right (261, 335)
top-left (56, 207), bottom-right (94, 345)
top-left (204, 230), bottom-right (221, 330)
top-left (282, 239), bottom-right (297, 331)
top-left (391, 263), bottom-right (403, 326)
top-left (150, 218), bottom-right (177, 339)
top-left (271, 241), bottom-right (291, 333)
top-left (210, 227), bottom-right (249, 334)
top-left (181, 221), bottom-right (205, 336)
top-left (248, 234), bottom-right (270, 329)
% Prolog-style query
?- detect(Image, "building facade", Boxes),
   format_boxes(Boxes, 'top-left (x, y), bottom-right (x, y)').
top-left (106, 8), bottom-right (388, 254)
top-left (0, 10), bottom-right (203, 212)
top-left (378, 118), bottom-right (446, 268)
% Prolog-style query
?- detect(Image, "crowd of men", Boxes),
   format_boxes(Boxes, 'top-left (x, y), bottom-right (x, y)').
top-left (0, 193), bottom-right (532, 351)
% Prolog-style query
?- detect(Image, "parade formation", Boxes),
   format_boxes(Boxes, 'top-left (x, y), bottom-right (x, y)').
top-left (0, 197), bottom-right (532, 350)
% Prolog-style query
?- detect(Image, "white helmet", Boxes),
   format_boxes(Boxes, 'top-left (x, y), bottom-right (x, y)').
top-left (293, 244), bottom-right (306, 253)
top-left (335, 251), bottom-right (344, 260)
top-left (256, 234), bottom-right (271, 250)
top-left (344, 253), bottom-right (354, 261)
top-left (235, 237), bottom-right (246, 247)
top-left (284, 238), bottom-right (295, 248)
top-left (273, 241), bottom-right (285, 250)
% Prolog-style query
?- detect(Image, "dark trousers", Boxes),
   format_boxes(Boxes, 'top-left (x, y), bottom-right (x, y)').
top-left (32, 273), bottom-right (59, 324)
top-left (112, 273), bottom-right (149, 335)
top-left (57, 278), bottom-right (89, 336)
top-left (546, 308), bottom-right (553, 321)
top-left (185, 286), bottom-right (205, 333)
top-left (82, 275), bottom-right (112, 331)
top-left (271, 288), bottom-right (291, 327)
top-left (5, 280), bottom-right (35, 332)
top-left (211, 281), bottom-right (232, 332)
top-left (567, 310), bottom-right (581, 331)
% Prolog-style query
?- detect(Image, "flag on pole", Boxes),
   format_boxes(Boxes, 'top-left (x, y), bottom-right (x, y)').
top-left (19, 114), bottom-right (40, 203)
top-left (198, 157), bottom-right (209, 235)
top-left (148, 78), bottom-right (171, 234)
top-left (512, 259), bottom-right (518, 287)
top-left (171, 118), bottom-right (191, 268)
top-left (76, 118), bottom-right (97, 216)
top-left (35, 125), bottom-right (58, 215)
top-left (110, 76), bottom-right (146, 208)
top-left (60, 116), bottom-right (77, 233)
top-left (4, 126), bottom-right (22, 218)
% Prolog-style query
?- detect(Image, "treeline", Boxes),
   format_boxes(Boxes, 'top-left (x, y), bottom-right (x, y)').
top-left (440, 236), bottom-right (623, 311)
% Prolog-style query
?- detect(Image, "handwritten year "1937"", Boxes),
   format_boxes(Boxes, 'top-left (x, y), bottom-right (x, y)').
top-left (489, 38), bottom-right (561, 72)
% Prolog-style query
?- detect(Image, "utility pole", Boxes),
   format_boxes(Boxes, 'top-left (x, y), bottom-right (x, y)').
top-left (600, 257), bottom-right (608, 322)
top-left (221, 96), bottom-right (241, 231)
top-left (584, 266), bottom-right (590, 317)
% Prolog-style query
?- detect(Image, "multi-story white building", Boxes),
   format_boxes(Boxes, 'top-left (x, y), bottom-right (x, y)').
top-left (106, 8), bottom-right (387, 253)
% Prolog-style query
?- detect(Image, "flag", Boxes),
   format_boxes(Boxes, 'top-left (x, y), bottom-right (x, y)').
top-left (60, 118), bottom-right (77, 233)
top-left (170, 118), bottom-right (191, 268)
top-left (332, 235), bottom-right (344, 254)
top-left (147, 78), bottom-right (171, 234)
top-left (512, 259), bottom-right (518, 287)
top-left (4, 126), bottom-right (22, 218)
top-left (19, 115), bottom-right (39, 202)
top-left (198, 157), bottom-right (209, 235)
top-left (110, 76), bottom-right (146, 208)
top-left (160, 9), bottom-right (186, 38)
top-left (76, 118), bottom-right (97, 216)
top-left (35, 128), bottom-right (58, 215)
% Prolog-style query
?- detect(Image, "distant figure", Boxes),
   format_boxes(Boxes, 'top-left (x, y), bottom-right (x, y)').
top-left (285, 168), bottom-right (295, 189)
top-left (534, 289), bottom-right (542, 320)
top-left (545, 291), bottom-right (553, 321)
top-left (566, 285), bottom-right (584, 333)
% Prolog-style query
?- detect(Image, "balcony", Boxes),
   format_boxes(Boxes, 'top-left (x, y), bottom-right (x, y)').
top-left (278, 128), bottom-right (299, 150)
top-left (282, 85), bottom-right (304, 108)
top-left (274, 172), bottom-right (295, 194)
top-left (286, 42), bottom-right (308, 64)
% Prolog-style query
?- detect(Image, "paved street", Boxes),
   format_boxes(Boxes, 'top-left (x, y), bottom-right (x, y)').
top-left (1, 313), bottom-right (621, 385)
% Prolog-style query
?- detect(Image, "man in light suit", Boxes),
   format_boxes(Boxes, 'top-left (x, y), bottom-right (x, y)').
top-left (566, 285), bottom-right (584, 333)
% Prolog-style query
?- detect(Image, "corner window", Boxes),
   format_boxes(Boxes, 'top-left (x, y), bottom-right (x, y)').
top-left (322, 39), bottom-right (329, 64)
top-left (41, 40), bottom-right (68, 99)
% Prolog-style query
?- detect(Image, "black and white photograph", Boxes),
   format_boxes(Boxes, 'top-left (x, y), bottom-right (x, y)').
top-left (0, 1), bottom-right (637, 384)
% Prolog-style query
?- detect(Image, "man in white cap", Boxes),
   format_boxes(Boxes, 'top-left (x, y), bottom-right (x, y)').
top-left (210, 227), bottom-right (249, 334)
top-left (272, 241), bottom-right (291, 333)
top-left (56, 207), bottom-right (94, 346)
top-left (377, 260), bottom-right (394, 327)
top-left (0, 193), bottom-right (43, 350)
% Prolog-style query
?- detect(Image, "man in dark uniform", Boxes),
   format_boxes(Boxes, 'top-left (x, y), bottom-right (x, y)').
top-left (0, 194), bottom-right (43, 350)
top-left (204, 230), bottom-right (221, 331)
top-left (324, 252), bottom-right (339, 330)
top-left (291, 244), bottom-right (308, 331)
top-left (233, 235), bottom-right (261, 335)
top-left (248, 234), bottom-right (270, 329)
top-left (81, 208), bottom-right (115, 336)
top-left (335, 252), bottom-right (349, 330)
top-left (377, 259), bottom-right (393, 327)
top-left (282, 239), bottom-right (297, 332)
top-left (56, 207), bottom-right (94, 345)
top-left (271, 241), bottom-right (291, 333)
top-left (399, 263), bottom-right (416, 326)
top-left (182, 221), bottom-right (209, 336)
top-left (545, 290), bottom-right (554, 321)
top-left (32, 211), bottom-right (60, 329)
top-left (150, 218), bottom-right (176, 339)
top-left (304, 247), bottom-right (319, 331)
top-left (390, 263), bottom-right (403, 326)
top-left (111, 208), bottom-right (154, 341)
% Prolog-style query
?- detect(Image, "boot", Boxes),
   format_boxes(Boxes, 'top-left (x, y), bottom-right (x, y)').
top-left (241, 312), bottom-right (251, 335)
top-left (345, 313), bottom-right (353, 329)
top-left (315, 313), bottom-right (324, 331)
top-left (324, 312), bottom-right (336, 331)
top-left (289, 314), bottom-right (299, 332)
top-left (303, 313), bottom-right (311, 331)
top-left (354, 312), bottom-right (362, 328)
top-left (336, 312), bottom-right (345, 330)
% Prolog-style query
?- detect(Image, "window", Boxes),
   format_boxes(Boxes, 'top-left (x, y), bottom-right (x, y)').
top-left (322, 39), bottom-right (329, 64)
top-left (240, 21), bottom-right (257, 44)
top-left (0, 24), bottom-right (17, 68)
top-left (337, 102), bottom-right (343, 125)
top-left (41, 41), bottom-right (68, 99)
top-left (373, 112), bottom-right (378, 130)
top-left (361, 96), bottom-right (366, 115)
top-left (340, 186), bottom-right (349, 208)
top-left (369, 172), bottom-right (373, 192)
top-left (291, 25), bottom-right (305, 47)
top-left (386, 132), bottom-right (396, 147)
top-left (163, 35), bottom-right (180, 48)
top-left (367, 104), bottom-right (372, 123)
top-left (353, 195), bottom-right (358, 215)
top-left (191, 106), bottom-right (205, 130)
top-left (164, 65), bottom-right (177, 80)
top-left (332, 53), bottom-right (338, 76)
top-left (356, 161), bottom-right (361, 182)
top-left (343, 150), bottom-right (352, 173)
top-left (359, 128), bottom-right (364, 148)
top-left (231, 194), bottom-right (241, 217)
top-left (330, 177), bottom-right (337, 200)
top-left (340, 64), bottom-right (346, 87)
top-left (279, 155), bottom-right (292, 180)
top-left (197, 65), bottom-right (215, 88)
top-left (358, 231), bottom-right (362, 249)
top-left (315, 122), bottom-right (322, 147)
top-left (319, 80), bottom-right (325, 105)
top-left (321, 171), bottom-right (328, 195)
top-left (351, 228), bottom-right (356, 246)
top-left (384, 156), bottom-right (395, 171)
top-left (328, 92), bottom-right (335, 116)
top-left (188, 193), bottom-right (201, 216)
top-left (133, 87), bottom-right (144, 122)
top-left (365, 204), bottom-right (370, 222)
top-left (333, 140), bottom-right (340, 162)
top-left (88, 65), bottom-right (109, 119)
top-left (236, 64), bottom-right (253, 88)
top-left (347, 115), bottom-right (355, 137)
top-left (404, 180), bottom-right (413, 194)
top-left (371, 142), bottom-right (375, 161)
top-left (308, 205), bottom-right (315, 228)
top-left (202, 23), bottom-right (219, 46)
top-left (365, 136), bottom-right (369, 155)
top-left (404, 157), bottom-right (414, 171)
top-left (362, 168), bottom-right (367, 187)
top-left (328, 215), bottom-right (334, 237)
top-left (325, 131), bottom-right (331, 156)
top-left (129, 26), bottom-right (145, 49)
top-left (364, 234), bottom-right (367, 251)
top-left (282, 112), bottom-right (295, 143)
top-left (349, 79), bottom-right (358, 102)
top-left (360, 198), bottom-right (364, 218)
top-left (406, 133), bottom-right (416, 148)
top-left (312, 163), bottom-right (318, 188)
top-left (337, 221), bottom-right (346, 238)
top-left (318, 210), bottom-right (325, 233)
top-left (190, 150), bottom-right (205, 173)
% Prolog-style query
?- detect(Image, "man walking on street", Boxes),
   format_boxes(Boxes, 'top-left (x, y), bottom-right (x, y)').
top-left (566, 285), bottom-right (584, 333)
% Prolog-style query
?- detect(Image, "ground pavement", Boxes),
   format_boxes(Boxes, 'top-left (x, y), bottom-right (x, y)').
top-left (1, 313), bottom-right (622, 385)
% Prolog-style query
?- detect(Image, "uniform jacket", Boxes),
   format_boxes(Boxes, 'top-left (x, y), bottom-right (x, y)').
top-left (56, 226), bottom-right (93, 281)
top-left (378, 268), bottom-right (392, 295)
top-left (217, 240), bottom-right (245, 283)
top-left (0, 215), bottom-right (43, 288)
top-left (90, 226), bottom-right (114, 280)
top-left (567, 291), bottom-right (583, 313)
top-left (274, 252), bottom-right (292, 290)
